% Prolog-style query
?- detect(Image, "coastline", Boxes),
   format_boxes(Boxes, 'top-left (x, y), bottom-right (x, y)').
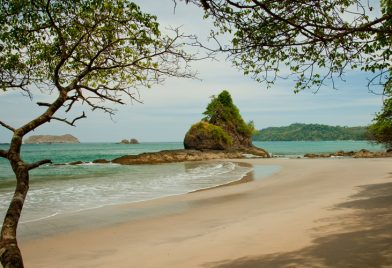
top-left (20, 158), bottom-right (392, 267)
top-left (190, 162), bottom-right (255, 193)
top-left (16, 161), bottom-right (271, 240)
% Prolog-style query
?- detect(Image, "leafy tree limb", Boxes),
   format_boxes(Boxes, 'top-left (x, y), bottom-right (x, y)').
top-left (184, 0), bottom-right (392, 92)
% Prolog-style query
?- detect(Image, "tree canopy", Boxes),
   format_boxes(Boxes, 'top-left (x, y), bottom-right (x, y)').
top-left (368, 96), bottom-right (392, 149)
top-left (1, 0), bottom-right (195, 108)
top-left (185, 0), bottom-right (392, 92)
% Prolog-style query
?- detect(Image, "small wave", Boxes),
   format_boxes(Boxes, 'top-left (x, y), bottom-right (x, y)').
top-left (1, 161), bottom-right (254, 225)
top-left (61, 161), bottom-right (121, 166)
top-left (158, 162), bottom-right (237, 182)
top-left (20, 212), bottom-right (59, 224)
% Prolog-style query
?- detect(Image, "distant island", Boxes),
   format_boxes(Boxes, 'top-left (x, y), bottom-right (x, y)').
top-left (24, 134), bottom-right (80, 144)
top-left (118, 138), bottom-right (139, 144)
top-left (253, 123), bottom-right (368, 141)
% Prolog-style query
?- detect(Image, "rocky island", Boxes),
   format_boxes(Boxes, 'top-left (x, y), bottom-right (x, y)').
top-left (24, 134), bottom-right (80, 144)
top-left (184, 90), bottom-right (269, 156)
top-left (119, 138), bottom-right (139, 144)
top-left (59, 91), bottom-right (269, 166)
top-left (111, 90), bottom-right (269, 165)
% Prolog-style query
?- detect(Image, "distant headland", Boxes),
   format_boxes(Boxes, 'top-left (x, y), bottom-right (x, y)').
top-left (253, 123), bottom-right (368, 141)
top-left (24, 134), bottom-right (80, 144)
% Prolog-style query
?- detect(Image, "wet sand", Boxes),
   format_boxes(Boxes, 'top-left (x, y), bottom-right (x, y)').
top-left (20, 158), bottom-right (392, 267)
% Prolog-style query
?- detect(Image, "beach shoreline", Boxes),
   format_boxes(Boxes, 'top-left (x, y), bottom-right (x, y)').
top-left (20, 158), bottom-right (392, 267)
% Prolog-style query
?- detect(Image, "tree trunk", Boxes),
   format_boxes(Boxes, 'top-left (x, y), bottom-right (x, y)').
top-left (0, 164), bottom-right (29, 268)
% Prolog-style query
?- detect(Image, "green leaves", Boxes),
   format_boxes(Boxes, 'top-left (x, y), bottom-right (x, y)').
top-left (368, 96), bottom-right (392, 148)
top-left (203, 90), bottom-right (254, 137)
top-left (201, 0), bottom-right (391, 92)
top-left (1, 0), bottom-right (193, 99)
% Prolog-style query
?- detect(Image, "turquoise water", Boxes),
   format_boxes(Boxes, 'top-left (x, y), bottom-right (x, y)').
top-left (0, 140), bottom-right (384, 223)
top-left (0, 142), bottom-right (184, 180)
top-left (0, 143), bottom-right (255, 223)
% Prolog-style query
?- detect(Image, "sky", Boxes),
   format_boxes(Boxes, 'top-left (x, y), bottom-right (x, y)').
top-left (0, 1), bottom-right (386, 143)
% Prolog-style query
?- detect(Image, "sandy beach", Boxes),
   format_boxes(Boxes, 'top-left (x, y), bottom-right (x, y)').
top-left (20, 158), bottom-right (392, 267)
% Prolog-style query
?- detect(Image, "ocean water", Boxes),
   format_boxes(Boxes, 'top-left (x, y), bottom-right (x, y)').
top-left (0, 143), bottom-right (257, 223)
top-left (0, 141), bottom-right (384, 223)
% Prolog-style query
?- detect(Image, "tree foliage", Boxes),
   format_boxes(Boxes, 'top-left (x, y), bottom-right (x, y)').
top-left (1, 0), bottom-right (195, 106)
top-left (203, 90), bottom-right (255, 137)
top-left (368, 96), bottom-right (392, 148)
top-left (0, 1), bottom-right (196, 267)
top-left (189, 121), bottom-right (233, 146)
top-left (185, 0), bottom-right (392, 92)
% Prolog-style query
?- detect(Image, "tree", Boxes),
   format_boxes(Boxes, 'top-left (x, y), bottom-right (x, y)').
top-left (0, 1), bottom-right (196, 267)
top-left (368, 90), bottom-right (392, 148)
top-left (184, 0), bottom-right (392, 92)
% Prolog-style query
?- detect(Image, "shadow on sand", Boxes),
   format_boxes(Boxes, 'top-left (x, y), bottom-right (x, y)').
top-left (204, 181), bottom-right (392, 268)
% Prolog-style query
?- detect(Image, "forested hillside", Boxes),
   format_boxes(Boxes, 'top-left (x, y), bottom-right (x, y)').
top-left (253, 123), bottom-right (368, 141)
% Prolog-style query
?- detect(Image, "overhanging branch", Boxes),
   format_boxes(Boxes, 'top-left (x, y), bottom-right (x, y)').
top-left (27, 159), bottom-right (52, 170)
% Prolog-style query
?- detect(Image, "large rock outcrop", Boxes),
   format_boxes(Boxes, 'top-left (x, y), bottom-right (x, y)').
top-left (112, 148), bottom-right (268, 165)
top-left (184, 90), bottom-right (268, 157)
top-left (24, 134), bottom-right (80, 144)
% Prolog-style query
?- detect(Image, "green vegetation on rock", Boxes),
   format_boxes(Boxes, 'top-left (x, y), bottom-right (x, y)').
top-left (253, 123), bottom-right (369, 141)
top-left (192, 122), bottom-right (233, 145)
top-left (184, 121), bottom-right (233, 150)
top-left (184, 90), bottom-right (257, 149)
top-left (203, 90), bottom-right (256, 139)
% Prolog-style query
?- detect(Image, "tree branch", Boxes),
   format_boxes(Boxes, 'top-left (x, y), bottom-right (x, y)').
top-left (0, 121), bottom-right (15, 132)
top-left (27, 159), bottom-right (52, 170)
top-left (51, 112), bottom-right (87, 126)
top-left (36, 102), bottom-right (51, 107)
top-left (0, 149), bottom-right (8, 159)
top-left (64, 95), bottom-right (79, 113)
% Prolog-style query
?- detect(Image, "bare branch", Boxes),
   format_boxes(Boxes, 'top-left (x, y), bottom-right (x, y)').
top-left (78, 85), bottom-right (126, 104)
top-left (73, 88), bottom-right (117, 115)
top-left (0, 121), bottom-right (15, 132)
top-left (64, 95), bottom-right (79, 113)
top-left (27, 159), bottom-right (52, 170)
top-left (36, 102), bottom-right (51, 107)
top-left (51, 112), bottom-right (87, 126)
